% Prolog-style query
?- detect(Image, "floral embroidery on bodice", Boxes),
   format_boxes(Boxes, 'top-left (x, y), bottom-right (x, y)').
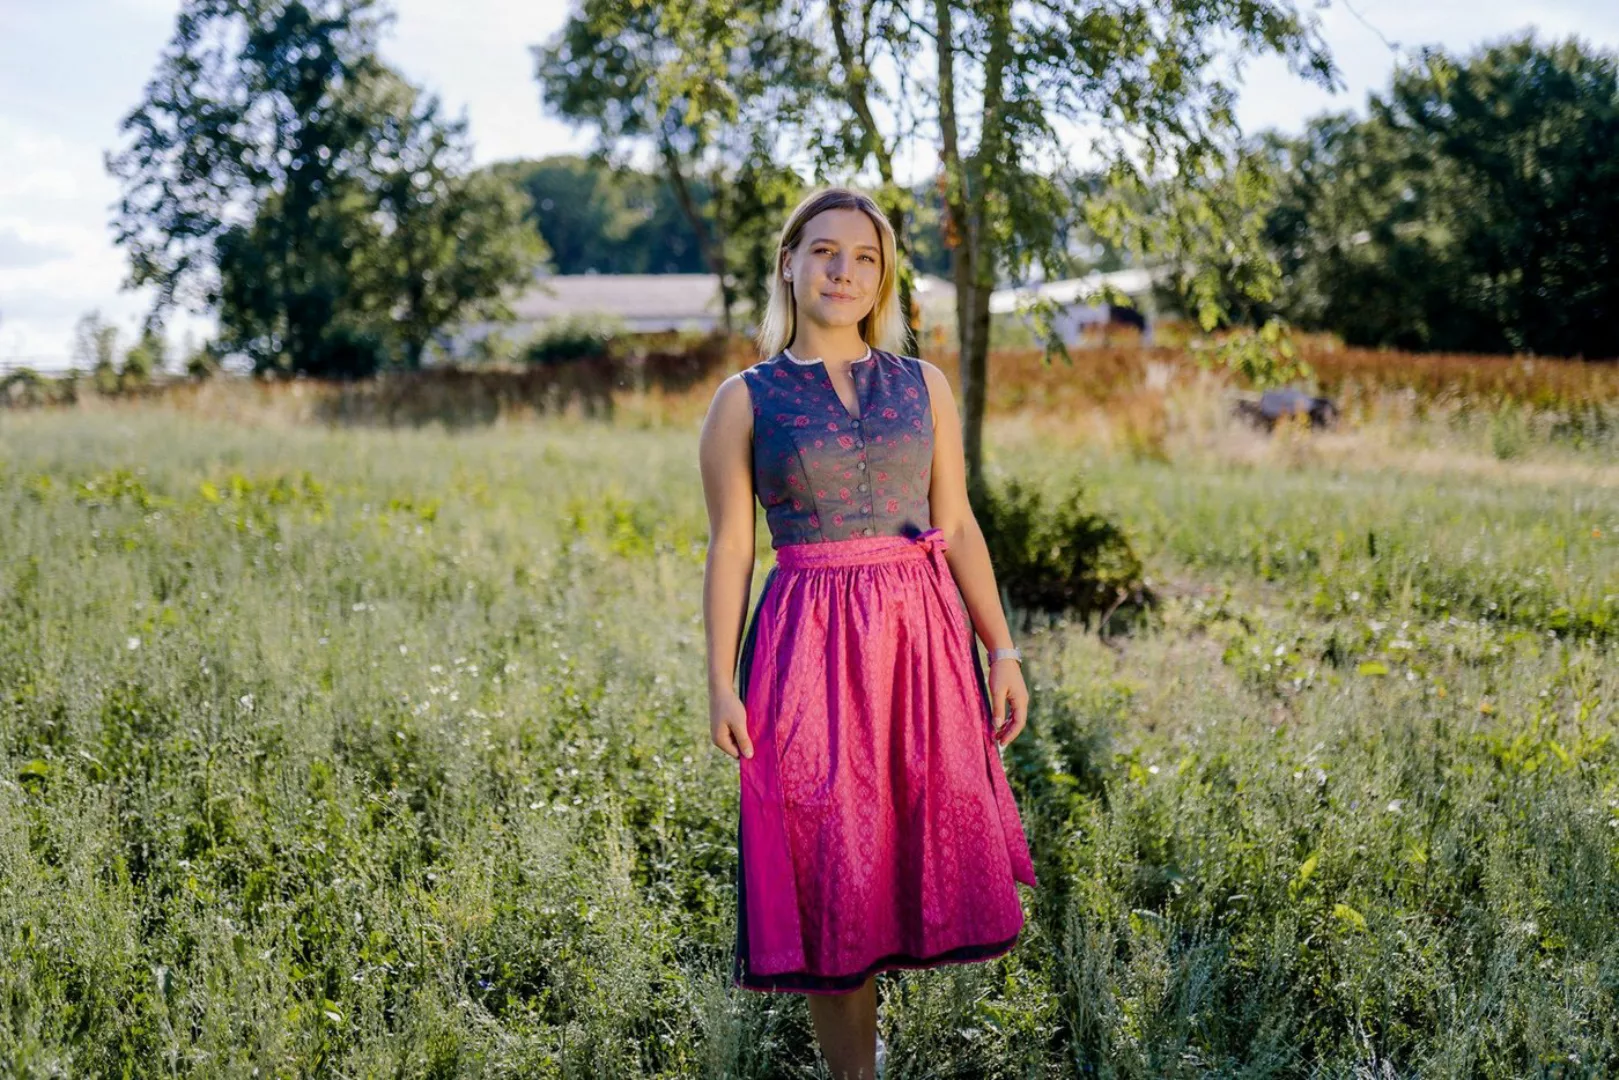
top-left (740, 347), bottom-right (935, 548)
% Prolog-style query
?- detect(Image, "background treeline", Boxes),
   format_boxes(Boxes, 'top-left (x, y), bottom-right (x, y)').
top-left (102, 2), bottom-right (1619, 391)
top-left (1208, 34), bottom-right (1619, 359)
top-left (492, 156), bottom-right (966, 279)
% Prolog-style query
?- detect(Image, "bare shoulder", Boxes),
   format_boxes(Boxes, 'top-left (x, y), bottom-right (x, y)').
top-left (909, 357), bottom-right (955, 429)
top-left (702, 372), bottom-right (755, 438)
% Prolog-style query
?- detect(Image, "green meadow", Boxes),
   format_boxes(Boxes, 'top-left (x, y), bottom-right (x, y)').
top-left (1, 399), bottom-right (1616, 1077)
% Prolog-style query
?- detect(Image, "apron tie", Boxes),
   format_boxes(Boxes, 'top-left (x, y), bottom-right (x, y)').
top-left (911, 526), bottom-right (950, 575)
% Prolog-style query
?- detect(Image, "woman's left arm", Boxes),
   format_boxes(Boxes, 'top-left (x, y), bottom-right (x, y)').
top-left (920, 360), bottom-right (1029, 747)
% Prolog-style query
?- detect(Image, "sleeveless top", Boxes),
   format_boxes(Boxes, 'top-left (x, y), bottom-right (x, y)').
top-left (739, 346), bottom-right (935, 549)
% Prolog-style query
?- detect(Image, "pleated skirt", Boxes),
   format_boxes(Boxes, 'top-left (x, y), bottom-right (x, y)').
top-left (731, 527), bottom-right (1038, 995)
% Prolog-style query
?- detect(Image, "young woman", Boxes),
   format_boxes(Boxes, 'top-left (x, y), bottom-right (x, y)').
top-left (698, 186), bottom-right (1038, 1080)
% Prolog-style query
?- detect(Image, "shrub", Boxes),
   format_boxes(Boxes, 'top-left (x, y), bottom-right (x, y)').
top-left (973, 474), bottom-right (1151, 631)
top-left (523, 313), bottom-right (627, 365)
top-left (302, 325), bottom-right (390, 380)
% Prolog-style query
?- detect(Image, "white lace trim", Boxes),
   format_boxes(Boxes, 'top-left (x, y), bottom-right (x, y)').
top-left (784, 345), bottom-right (873, 366)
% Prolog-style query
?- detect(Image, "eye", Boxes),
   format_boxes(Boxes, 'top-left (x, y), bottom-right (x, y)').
top-left (814, 246), bottom-right (832, 255)
top-left (859, 254), bottom-right (876, 262)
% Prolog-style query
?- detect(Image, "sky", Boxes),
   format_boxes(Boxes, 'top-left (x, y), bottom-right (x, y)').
top-left (2, 0), bottom-right (1618, 370)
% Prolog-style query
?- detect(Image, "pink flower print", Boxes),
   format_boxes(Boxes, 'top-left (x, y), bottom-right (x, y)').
top-left (876, 471), bottom-right (889, 481)
top-left (792, 499), bottom-right (804, 510)
top-left (808, 513), bottom-right (820, 527)
top-left (838, 487), bottom-right (850, 501)
top-left (816, 490), bottom-right (827, 498)
top-left (837, 434), bottom-right (856, 450)
top-left (842, 471), bottom-right (853, 480)
top-left (814, 439), bottom-right (824, 448)
top-left (827, 421), bottom-right (839, 431)
top-left (832, 513), bottom-right (844, 526)
top-left (795, 415), bottom-right (810, 427)
top-left (803, 370), bottom-right (817, 380)
top-left (905, 386), bottom-right (920, 399)
top-left (786, 474), bottom-right (802, 489)
top-left (902, 434), bottom-right (911, 442)
top-left (886, 498), bottom-right (900, 513)
top-left (882, 407), bottom-right (898, 419)
top-left (913, 418), bottom-right (923, 429)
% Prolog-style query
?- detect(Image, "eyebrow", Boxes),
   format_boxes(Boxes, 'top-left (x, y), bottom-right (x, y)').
top-left (807, 237), bottom-right (880, 252)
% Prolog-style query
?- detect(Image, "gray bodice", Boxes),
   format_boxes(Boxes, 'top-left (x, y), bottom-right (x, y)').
top-left (740, 347), bottom-right (935, 548)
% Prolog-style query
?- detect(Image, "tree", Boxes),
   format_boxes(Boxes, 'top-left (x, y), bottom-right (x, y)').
top-left (534, 2), bottom-right (1336, 482)
top-left (359, 74), bottom-right (547, 368)
top-left (923, 0), bottom-right (1336, 487)
top-left (1385, 34), bottom-right (1619, 357)
top-left (121, 328), bottom-right (167, 383)
top-left (533, 0), bottom-right (819, 334)
top-left (1204, 34), bottom-right (1619, 359)
top-left (72, 311), bottom-right (121, 374)
top-left (490, 155), bottom-right (710, 274)
top-left (109, 0), bottom-right (543, 376)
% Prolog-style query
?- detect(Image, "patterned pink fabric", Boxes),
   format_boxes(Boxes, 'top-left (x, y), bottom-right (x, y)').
top-left (737, 527), bottom-right (1038, 985)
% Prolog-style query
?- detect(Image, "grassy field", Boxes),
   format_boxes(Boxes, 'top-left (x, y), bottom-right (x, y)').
top-left (0, 359), bottom-right (1616, 1076)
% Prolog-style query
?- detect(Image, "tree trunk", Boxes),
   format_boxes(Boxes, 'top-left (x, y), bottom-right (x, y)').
top-left (934, 0), bottom-right (981, 488)
top-left (939, 0), bottom-right (1012, 492)
top-left (660, 134), bottom-right (733, 334)
top-left (831, 0), bottom-right (918, 356)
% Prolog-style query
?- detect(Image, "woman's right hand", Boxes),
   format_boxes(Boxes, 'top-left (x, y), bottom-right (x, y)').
top-left (710, 689), bottom-right (755, 760)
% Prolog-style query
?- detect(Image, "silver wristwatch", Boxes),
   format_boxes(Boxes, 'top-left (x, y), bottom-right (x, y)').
top-left (988, 646), bottom-right (1022, 664)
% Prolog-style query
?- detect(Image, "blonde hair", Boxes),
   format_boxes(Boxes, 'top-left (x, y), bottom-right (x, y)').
top-left (755, 186), bottom-right (905, 359)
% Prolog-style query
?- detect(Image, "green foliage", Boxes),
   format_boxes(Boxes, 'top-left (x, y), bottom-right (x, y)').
top-left (119, 328), bottom-right (165, 384)
top-left (521, 313), bottom-right (627, 366)
top-left (108, 0), bottom-right (544, 377)
top-left (71, 311), bottom-right (121, 394)
top-left (490, 155), bottom-right (709, 275)
top-left (0, 409), bottom-right (1616, 1073)
top-left (973, 473), bottom-right (1149, 629)
top-left (183, 341), bottom-right (221, 380)
top-left (534, 1), bottom-right (819, 333)
top-left (1191, 318), bottom-right (1316, 391)
top-left (1223, 33), bottom-right (1619, 358)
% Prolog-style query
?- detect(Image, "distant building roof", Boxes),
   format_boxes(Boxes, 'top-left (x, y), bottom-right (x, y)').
top-left (989, 268), bottom-right (1158, 314)
top-left (510, 273), bottom-right (724, 322)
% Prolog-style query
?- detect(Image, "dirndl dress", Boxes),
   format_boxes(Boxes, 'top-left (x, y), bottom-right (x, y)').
top-left (730, 347), bottom-right (1038, 995)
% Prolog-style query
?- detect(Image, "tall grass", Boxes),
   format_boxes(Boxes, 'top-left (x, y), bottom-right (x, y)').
top-left (0, 397), bottom-right (1615, 1076)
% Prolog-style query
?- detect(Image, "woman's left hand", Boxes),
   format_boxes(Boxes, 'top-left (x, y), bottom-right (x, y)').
top-left (988, 658), bottom-right (1029, 747)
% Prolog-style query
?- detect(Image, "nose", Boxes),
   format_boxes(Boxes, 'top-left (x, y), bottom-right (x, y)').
top-left (829, 255), bottom-right (851, 284)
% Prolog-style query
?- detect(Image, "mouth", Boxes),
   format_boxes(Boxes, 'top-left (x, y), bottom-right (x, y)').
top-left (823, 293), bottom-right (858, 302)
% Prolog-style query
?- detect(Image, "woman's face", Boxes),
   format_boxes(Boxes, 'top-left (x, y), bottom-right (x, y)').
top-left (784, 207), bottom-right (883, 332)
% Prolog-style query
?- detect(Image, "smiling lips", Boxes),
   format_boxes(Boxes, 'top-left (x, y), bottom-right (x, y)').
top-left (824, 292), bottom-right (858, 302)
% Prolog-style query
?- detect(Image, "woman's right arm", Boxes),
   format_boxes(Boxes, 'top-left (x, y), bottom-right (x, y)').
top-left (698, 374), bottom-right (757, 760)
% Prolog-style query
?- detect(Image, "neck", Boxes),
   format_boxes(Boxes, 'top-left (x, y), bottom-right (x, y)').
top-left (788, 323), bottom-right (869, 367)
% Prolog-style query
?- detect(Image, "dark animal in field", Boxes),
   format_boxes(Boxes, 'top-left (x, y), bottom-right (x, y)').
top-left (1232, 387), bottom-right (1340, 432)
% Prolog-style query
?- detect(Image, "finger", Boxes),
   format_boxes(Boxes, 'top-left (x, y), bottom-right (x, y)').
top-left (1001, 706), bottom-right (1028, 745)
top-left (732, 721), bottom-right (755, 760)
top-left (713, 727), bottom-right (739, 759)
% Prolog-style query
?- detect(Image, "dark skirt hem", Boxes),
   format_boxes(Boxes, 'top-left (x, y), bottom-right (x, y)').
top-left (731, 930), bottom-right (1023, 995)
